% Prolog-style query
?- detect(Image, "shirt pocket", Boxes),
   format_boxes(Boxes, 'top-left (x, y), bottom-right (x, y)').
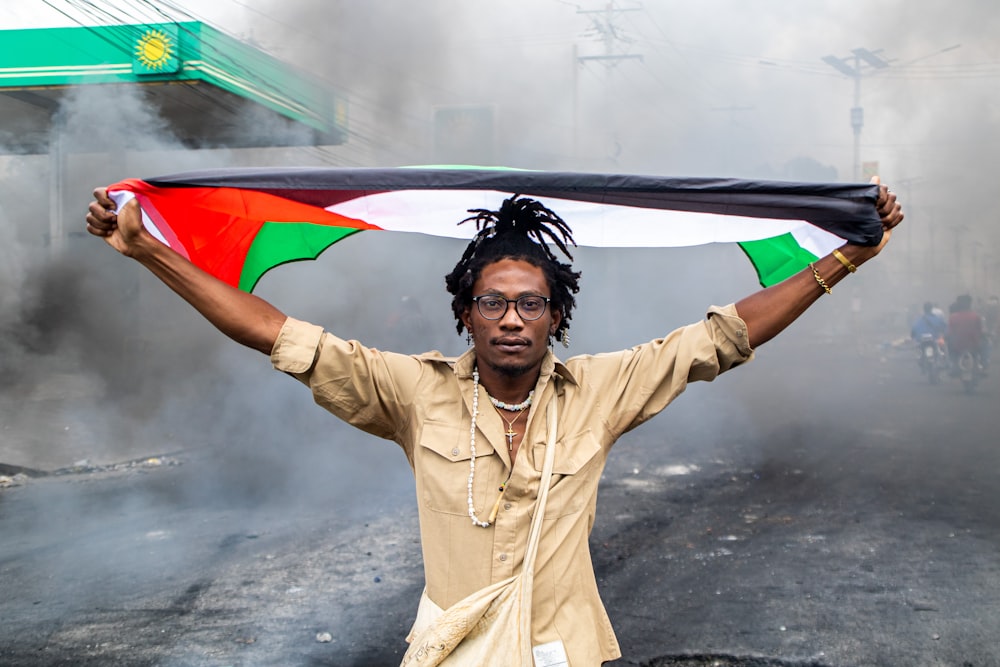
top-left (416, 421), bottom-right (501, 516)
top-left (532, 429), bottom-right (604, 517)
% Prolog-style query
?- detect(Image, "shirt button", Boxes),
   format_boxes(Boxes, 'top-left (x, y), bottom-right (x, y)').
top-left (451, 448), bottom-right (460, 456)
top-left (504, 503), bottom-right (512, 510)
top-left (736, 329), bottom-right (745, 337)
top-left (498, 553), bottom-right (507, 562)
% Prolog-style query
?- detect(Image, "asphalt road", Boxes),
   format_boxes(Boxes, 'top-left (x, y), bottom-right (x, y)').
top-left (1, 335), bottom-right (998, 667)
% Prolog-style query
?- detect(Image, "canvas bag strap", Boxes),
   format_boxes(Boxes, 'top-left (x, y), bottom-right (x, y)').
top-left (523, 397), bottom-right (558, 571)
top-left (515, 397), bottom-right (558, 661)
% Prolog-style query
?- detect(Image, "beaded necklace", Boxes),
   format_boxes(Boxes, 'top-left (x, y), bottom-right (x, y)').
top-left (488, 392), bottom-right (533, 412)
top-left (468, 368), bottom-right (518, 528)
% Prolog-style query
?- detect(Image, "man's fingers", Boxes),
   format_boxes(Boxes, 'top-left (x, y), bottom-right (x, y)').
top-left (889, 206), bottom-right (904, 228)
top-left (86, 200), bottom-right (116, 226)
top-left (92, 186), bottom-right (115, 208)
top-left (85, 188), bottom-right (120, 238)
top-left (879, 194), bottom-right (904, 229)
top-left (873, 182), bottom-right (902, 218)
top-left (874, 183), bottom-right (889, 207)
top-left (85, 210), bottom-right (115, 237)
top-left (863, 175), bottom-right (902, 254)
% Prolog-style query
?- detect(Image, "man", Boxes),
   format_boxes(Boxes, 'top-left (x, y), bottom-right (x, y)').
top-left (910, 301), bottom-right (948, 383)
top-left (947, 293), bottom-right (986, 369)
top-left (911, 301), bottom-right (947, 342)
top-left (86, 181), bottom-right (902, 665)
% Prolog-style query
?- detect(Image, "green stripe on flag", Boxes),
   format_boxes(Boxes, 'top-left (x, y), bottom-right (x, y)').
top-left (739, 233), bottom-right (820, 287)
top-left (239, 221), bottom-right (363, 292)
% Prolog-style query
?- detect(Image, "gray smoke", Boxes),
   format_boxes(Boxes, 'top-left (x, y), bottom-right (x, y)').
top-left (0, 0), bottom-right (994, 475)
top-left (1, 1), bottom-right (998, 633)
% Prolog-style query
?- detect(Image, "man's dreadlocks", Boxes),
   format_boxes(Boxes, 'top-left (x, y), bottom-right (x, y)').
top-left (444, 195), bottom-right (581, 344)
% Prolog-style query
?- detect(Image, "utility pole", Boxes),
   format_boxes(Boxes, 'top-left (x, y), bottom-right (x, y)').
top-left (821, 47), bottom-right (890, 182)
top-left (576, 2), bottom-right (644, 68)
top-left (575, 2), bottom-right (643, 165)
top-left (573, 2), bottom-right (643, 340)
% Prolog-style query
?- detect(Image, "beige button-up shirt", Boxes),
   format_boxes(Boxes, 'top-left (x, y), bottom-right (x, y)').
top-left (271, 304), bottom-right (753, 665)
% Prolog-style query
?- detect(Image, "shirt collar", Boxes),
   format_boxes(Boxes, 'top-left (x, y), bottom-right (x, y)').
top-left (452, 347), bottom-right (579, 387)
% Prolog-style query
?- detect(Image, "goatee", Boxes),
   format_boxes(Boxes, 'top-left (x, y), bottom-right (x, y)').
top-left (485, 359), bottom-right (534, 378)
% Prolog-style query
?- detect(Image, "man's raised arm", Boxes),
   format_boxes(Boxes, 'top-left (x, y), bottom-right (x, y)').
top-left (86, 188), bottom-right (287, 355)
top-left (735, 178), bottom-right (904, 349)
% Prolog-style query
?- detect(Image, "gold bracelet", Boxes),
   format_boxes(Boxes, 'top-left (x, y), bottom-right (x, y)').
top-left (832, 248), bottom-right (857, 273)
top-left (810, 263), bottom-right (832, 295)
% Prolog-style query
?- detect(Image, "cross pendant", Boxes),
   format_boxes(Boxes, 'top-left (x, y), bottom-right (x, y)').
top-left (505, 427), bottom-right (517, 451)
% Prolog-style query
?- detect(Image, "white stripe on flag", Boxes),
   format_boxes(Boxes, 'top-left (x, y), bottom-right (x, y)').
top-left (327, 190), bottom-right (842, 248)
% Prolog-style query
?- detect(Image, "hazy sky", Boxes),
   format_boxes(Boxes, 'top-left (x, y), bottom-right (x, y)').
top-left (3, 1), bottom-right (993, 174)
top-left (5, 1), bottom-right (995, 257)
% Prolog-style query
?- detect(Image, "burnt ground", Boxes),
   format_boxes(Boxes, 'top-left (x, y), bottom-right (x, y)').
top-left (1, 336), bottom-right (998, 667)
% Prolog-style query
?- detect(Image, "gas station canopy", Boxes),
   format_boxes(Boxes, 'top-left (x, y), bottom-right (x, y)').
top-left (0, 22), bottom-right (348, 153)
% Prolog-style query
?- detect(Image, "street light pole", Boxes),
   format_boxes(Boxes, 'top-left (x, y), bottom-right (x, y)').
top-left (821, 48), bottom-right (890, 182)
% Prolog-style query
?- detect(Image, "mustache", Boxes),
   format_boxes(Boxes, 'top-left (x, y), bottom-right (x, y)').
top-left (490, 336), bottom-right (532, 346)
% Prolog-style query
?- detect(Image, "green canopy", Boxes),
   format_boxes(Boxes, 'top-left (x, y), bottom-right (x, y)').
top-left (0, 22), bottom-right (347, 152)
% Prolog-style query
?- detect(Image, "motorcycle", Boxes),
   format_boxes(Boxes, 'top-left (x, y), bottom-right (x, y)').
top-left (916, 333), bottom-right (948, 385)
top-left (955, 349), bottom-right (985, 394)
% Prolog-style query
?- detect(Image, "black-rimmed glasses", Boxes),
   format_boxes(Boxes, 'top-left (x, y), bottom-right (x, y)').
top-left (471, 295), bottom-right (551, 321)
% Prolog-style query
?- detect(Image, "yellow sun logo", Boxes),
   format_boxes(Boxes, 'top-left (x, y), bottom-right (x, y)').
top-left (135, 29), bottom-right (174, 70)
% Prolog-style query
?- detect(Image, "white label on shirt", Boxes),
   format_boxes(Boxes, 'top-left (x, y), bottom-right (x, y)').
top-left (533, 639), bottom-right (569, 667)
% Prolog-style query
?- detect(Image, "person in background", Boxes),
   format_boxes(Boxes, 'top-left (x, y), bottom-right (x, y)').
top-left (946, 293), bottom-right (987, 372)
top-left (911, 301), bottom-right (948, 342)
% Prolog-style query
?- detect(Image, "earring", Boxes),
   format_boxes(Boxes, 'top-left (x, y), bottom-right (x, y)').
top-left (466, 329), bottom-right (473, 345)
top-left (561, 331), bottom-right (571, 349)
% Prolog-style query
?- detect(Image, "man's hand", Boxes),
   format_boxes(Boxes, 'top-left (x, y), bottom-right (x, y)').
top-left (85, 187), bottom-right (151, 257)
top-left (84, 185), bottom-right (287, 354)
top-left (735, 175), bottom-right (905, 348)
top-left (840, 176), bottom-right (905, 266)
top-left (870, 175), bottom-right (904, 254)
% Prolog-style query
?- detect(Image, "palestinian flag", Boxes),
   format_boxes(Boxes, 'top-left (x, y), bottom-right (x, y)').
top-left (107, 166), bottom-right (883, 292)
